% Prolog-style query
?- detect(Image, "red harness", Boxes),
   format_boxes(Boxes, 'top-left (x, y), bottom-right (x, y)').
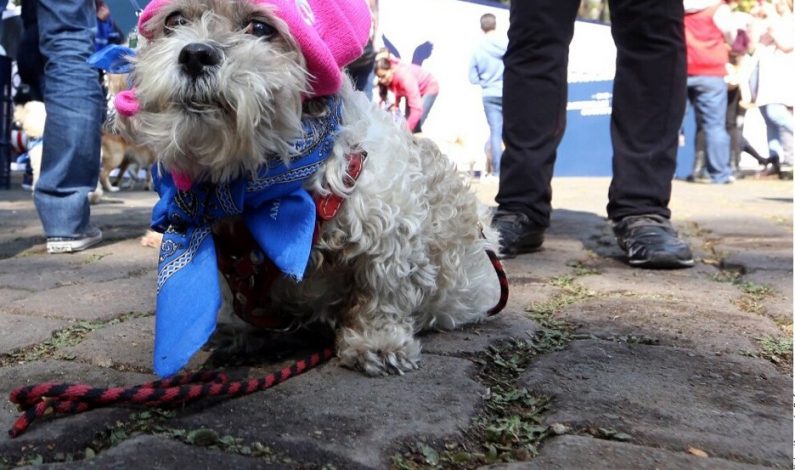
top-left (213, 150), bottom-right (507, 329)
top-left (213, 151), bottom-right (367, 330)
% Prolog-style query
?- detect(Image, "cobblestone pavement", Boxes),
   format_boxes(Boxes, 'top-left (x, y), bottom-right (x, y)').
top-left (0, 176), bottom-right (791, 469)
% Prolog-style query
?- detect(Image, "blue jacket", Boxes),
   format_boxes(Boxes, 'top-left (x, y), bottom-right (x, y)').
top-left (468, 33), bottom-right (508, 98)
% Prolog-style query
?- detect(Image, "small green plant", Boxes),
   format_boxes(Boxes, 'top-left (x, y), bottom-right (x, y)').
top-left (738, 282), bottom-right (773, 298)
top-left (565, 260), bottom-right (601, 277)
top-left (713, 270), bottom-right (775, 316)
top-left (712, 270), bottom-right (742, 284)
top-left (528, 276), bottom-right (595, 318)
top-left (391, 335), bottom-right (563, 469)
top-left (758, 335), bottom-right (793, 365)
top-left (390, 263), bottom-right (593, 469)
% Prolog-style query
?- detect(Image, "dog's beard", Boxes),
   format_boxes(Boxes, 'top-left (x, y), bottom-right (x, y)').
top-left (122, 6), bottom-right (309, 184)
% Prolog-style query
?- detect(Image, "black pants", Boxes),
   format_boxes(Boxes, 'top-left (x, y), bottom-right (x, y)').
top-left (496, 0), bottom-right (687, 226)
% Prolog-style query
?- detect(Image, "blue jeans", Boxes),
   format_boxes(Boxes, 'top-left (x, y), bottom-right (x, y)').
top-left (34, 0), bottom-right (104, 237)
top-left (483, 96), bottom-right (503, 175)
top-left (412, 93), bottom-right (438, 133)
top-left (686, 76), bottom-right (732, 183)
top-left (760, 104), bottom-right (794, 166)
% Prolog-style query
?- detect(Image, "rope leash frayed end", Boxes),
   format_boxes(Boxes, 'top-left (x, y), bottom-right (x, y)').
top-left (7, 347), bottom-right (334, 438)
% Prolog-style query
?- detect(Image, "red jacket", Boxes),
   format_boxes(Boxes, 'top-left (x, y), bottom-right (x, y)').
top-left (387, 63), bottom-right (439, 131)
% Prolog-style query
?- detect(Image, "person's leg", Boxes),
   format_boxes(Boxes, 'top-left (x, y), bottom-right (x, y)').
top-left (760, 104), bottom-right (783, 163)
top-left (726, 86), bottom-right (741, 175)
top-left (607, 0), bottom-right (687, 219)
top-left (686, 76), bottom-right (732, 183)
top-left (740, 135), bottom-right (768, 165)
top-left (761, 103), bottom-right (794, 167)
top-left (495, 0), bottom-right (579, 228)
top-left (413, 92), bottom-right (438, 134)
top-left (482, 96), bottom-right (503, 176)
top-left (692, 116), bottom-right (707, 180)
top-left (363, 70), bottom-right (375, 102)
top-left (608, 0), bottom-right (693, 268)
top-left (34, 0), bottom-right (104, 241)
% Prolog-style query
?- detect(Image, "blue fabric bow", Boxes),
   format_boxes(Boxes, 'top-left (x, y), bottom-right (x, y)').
top-left (88, 44), bottom-right (136, 74)
top-left (151, 97), bottom-right (343, 377)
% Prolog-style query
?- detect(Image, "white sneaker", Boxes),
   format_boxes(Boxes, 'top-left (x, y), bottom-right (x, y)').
top-left (46, 227), bottom-right (103, 254)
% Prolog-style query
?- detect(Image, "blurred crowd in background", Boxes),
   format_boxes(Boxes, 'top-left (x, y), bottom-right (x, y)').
top-left (0, 0), bottom-right (792, 191)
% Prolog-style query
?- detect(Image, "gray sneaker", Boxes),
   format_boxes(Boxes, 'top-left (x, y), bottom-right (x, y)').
top-left (46, 227), bottom-right (103, 254)
top-left (613, 215), bottom-right (694, 269)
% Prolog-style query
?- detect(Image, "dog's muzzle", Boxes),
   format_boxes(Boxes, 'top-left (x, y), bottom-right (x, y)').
top-left (179, 43), bottom-right (221, 78)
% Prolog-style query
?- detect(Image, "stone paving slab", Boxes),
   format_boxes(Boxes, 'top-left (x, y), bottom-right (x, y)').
top-left (32, 435), bottom-right (323, 470)
top-left (58, 316), bottom-right (155, 371)
top-left (718, 240), bottom-right (793, 273)
top-left (505, 239), bottom-right (594, 279)
top-left (557, 297), bottom-right (782, 355)
top-left (692, 216), bottom-right (793, 240)
top-left (520, 339), bottom-right (791, 467)
top-left (423, 311), bottom-right (537, 356)
top-left (0, 313), bottom-right (70, 356)
top-left (5, 276), bottom-right (155, 322)
top-left (487, 435), bottom-right (774, 470)
top-left (0, 196), bottom-right (42, 259)
top-left (576, 262), bottom-right (738, 299)
top-left (168, 354), bottom-right (483, 469)
top-left (0, 288), bottom-right (32, 305)
top-left (0, 242), bottom-right (156, 292)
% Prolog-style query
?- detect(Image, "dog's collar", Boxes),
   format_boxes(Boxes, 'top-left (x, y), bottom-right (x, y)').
top-left (150, 96), bottom-right (343, 378)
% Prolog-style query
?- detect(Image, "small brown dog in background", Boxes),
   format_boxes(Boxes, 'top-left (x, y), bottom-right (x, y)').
top-left (99, 73), bottom-right (156, 193)
top-left (100, 133), bottom-right (156, 192)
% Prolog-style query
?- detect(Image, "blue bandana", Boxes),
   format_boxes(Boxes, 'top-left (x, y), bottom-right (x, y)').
top-left (150, 96), bottom-right (343, 377)
top-left (88, 44), bottom-right (136, 74)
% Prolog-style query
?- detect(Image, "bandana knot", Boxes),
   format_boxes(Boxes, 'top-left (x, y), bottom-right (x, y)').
top-left (151, 96), bottom-right (343, 377)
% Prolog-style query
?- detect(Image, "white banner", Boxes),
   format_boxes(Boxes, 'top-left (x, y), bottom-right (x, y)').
top-left (378, 0), bottom-right (617, 175)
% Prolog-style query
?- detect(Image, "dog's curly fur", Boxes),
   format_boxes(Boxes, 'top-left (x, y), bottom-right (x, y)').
top-left (117, 0), bottom-right (501, 376)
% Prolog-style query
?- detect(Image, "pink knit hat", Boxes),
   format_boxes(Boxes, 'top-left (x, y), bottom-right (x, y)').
top-left (136, 0), bottom-right (371, 97)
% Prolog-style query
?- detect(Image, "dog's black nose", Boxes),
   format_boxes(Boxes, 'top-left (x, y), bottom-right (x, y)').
top-left (178, 43), bottom-right (221, 77)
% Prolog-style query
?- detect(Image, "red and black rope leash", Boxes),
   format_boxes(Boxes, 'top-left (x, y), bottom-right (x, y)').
top-left (485, 249), bottom-right (509, 317)
top-left (9, 347), bottom-right (334, 438)
top-left (8, 249), bottom-right (508, 438)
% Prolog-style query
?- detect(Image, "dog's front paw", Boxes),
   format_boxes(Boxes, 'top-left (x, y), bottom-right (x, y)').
top-left (336, 327), bottom-right (421, 376)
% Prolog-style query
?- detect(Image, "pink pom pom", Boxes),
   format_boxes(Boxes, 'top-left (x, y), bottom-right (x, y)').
top-left (172, 171), bottom-right (193, 191)
top-left (115, 90), bottom-right (140, 117)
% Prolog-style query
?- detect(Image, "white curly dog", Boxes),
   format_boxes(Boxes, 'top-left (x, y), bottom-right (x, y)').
top-left (116, 0), bottom-right (503, 377)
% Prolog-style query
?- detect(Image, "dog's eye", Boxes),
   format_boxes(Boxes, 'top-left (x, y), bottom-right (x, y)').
top-left (246, 20), bottom-right (275, 39)
top-left (164, 12), bottom-right (188, 34)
